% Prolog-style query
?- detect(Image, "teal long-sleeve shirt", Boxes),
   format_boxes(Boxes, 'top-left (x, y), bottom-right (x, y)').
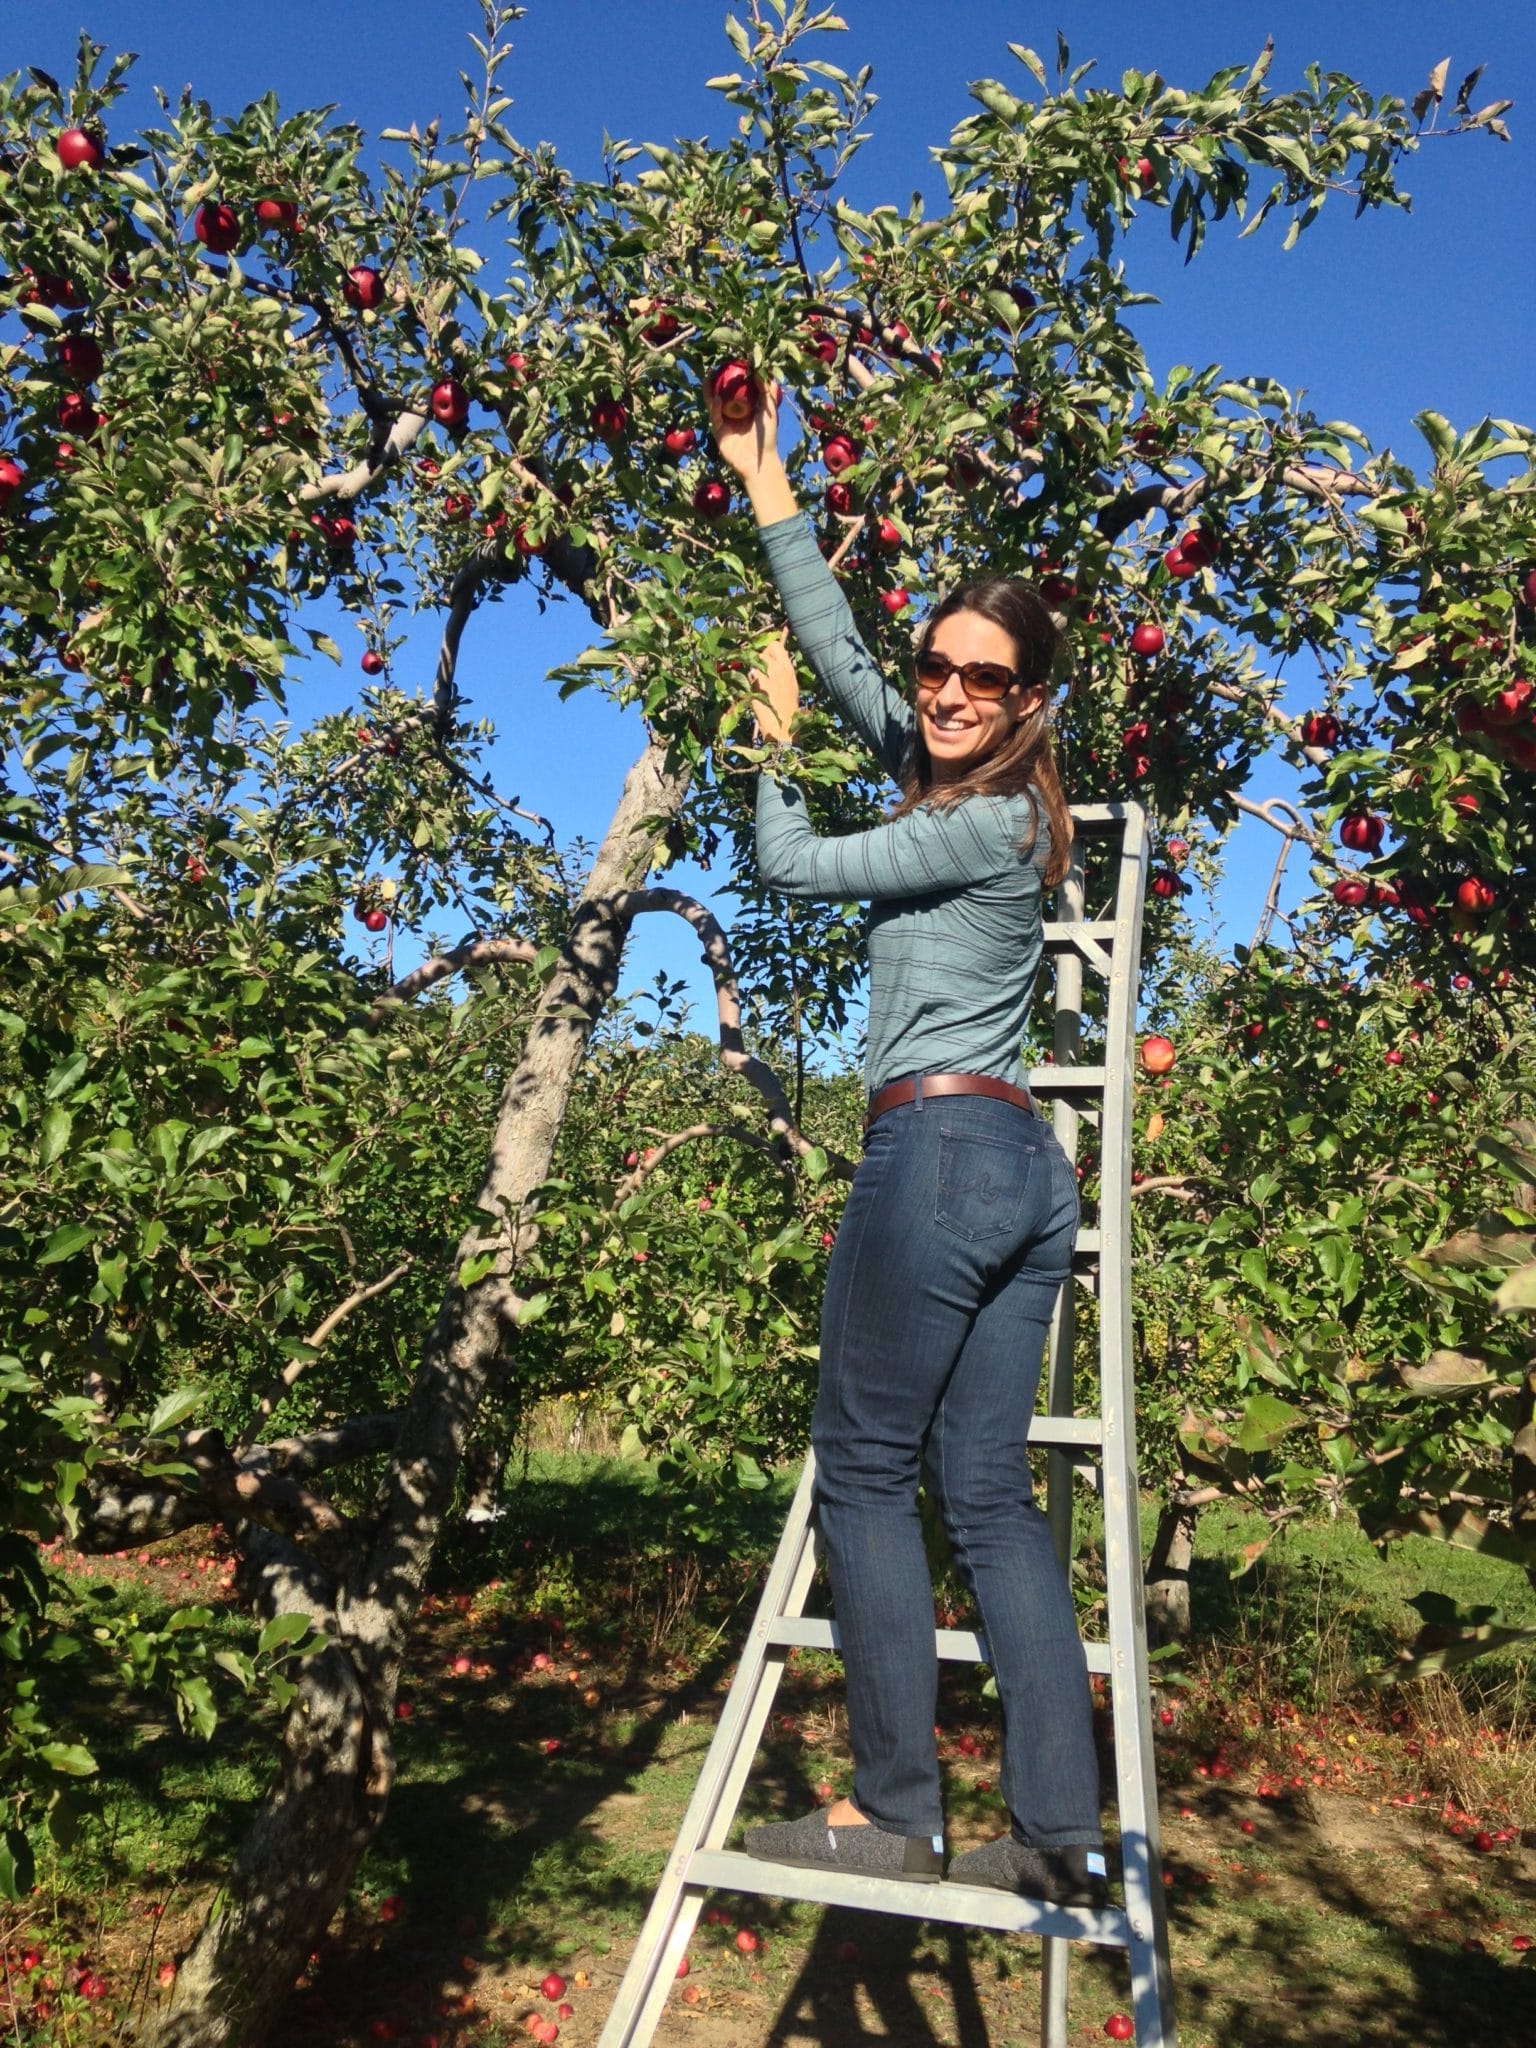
top-left (752, 514), bottom-right (1051, 1094)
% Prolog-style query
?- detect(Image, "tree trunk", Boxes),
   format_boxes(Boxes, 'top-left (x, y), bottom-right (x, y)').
top-left (1144, 1494), bottom-right (1200, 1648)
top-left (144, 738), bottom-right (689, 2048)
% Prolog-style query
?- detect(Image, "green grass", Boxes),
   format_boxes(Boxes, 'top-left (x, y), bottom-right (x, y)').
top-left (5, 1457), bottom-right (1532, 2045)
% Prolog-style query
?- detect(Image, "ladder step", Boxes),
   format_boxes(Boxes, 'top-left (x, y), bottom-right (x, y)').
top-left (1028, 1066), bottom-right (1107, 1093)
top-left (1074, 1228), bottom-right (1102, 1255)
top-left (1041, 921), bottom-right (1117, 946)
top-left (687, 1850), bottom-right (1132, 1950)
top-left (764, 1615), bottom-right (1111, 1676)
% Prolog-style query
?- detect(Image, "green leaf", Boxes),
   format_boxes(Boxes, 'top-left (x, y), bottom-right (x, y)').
top-left (37, 1741), bottom-right (98, 1777)
top-left (1494, 1263), bottom-right (1536, 1313)
top-left (257, 1611), bottom-right (315, 1656)
top-left (458, 1251), bottom-right (497, 1288)
top-left (39, 1104), bottom-right (73, 1168)
top-left (0, 1829), bottom-right (36, 1902)
top-left (146, 1385), bottom-right (206, 1436)
top-left (1236, 1393), bottom-right (1303, 1453)
top-left (38, 1222), bottom-right (94, 1265)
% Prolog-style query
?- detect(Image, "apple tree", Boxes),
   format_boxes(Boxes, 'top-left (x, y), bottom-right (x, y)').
top-left (1, 4), bottom-right (1531, 2041)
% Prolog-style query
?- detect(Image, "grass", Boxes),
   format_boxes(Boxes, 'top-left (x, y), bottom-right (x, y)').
top-left (2, 1455), bottom-right (1532, 2045)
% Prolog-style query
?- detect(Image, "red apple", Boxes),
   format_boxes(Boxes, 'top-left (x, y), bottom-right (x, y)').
top-left (1010, 399), bottom-right (1043, 443)
top-left (1455, 877), bottom-right (1494, 913)
top-left (431, 378), bottom-right (470, 428)
top-left (255, 197), bottom-right (299, 231)
top-left (1151, 871), bottom-right (1178, 899)
top-left (823, 432), bottom-right (859, 474)
top-left (58, 332), bottom-right (103, 383)
top-left (711, 359), bottom-right (761, 422)
top-left (692, 478), bottom-right (732, 520)
top-left (1338, 811), bottom-right (1384, 854)
top-left (1177, 523), bottom-right (1218, 568)
top-left (57, 390), bottom-right (101, 435)
top-left (1130, 621), bottom-right (1165, 657)
top-left (514, 524), bottom-right (546, 557)
top-left (362, 908), bottom-right (388, 934)
top-left (1104, 2017), bottom-right (1135, 2042)
top-left (1522, 569), bottom-right (1536, 608)
top-left (826, 480), bottom-right (853, 515)
top-left (590, 396), bottom-right (629, 441)
top-left (194, 202), bottom-right (241, 254)
top-left (1300, 712), bottom-right (1342, 749)
top-left (875, 516), bottom-right (901, 551)
top-left (1140, 1035), bottom-right (1176, 1076)
top-left (57, 127), bottom-right (104, 170)
top-left (1384, 1048), bottom-right (1404, 1066)
top-left (1486, 679), bottom-right (1532, 727)
top-left (0, 457), bottom-right (24, 505)
top-left (880, 590), bottom-right (910, 616)
top-left (804, 323), bottom-right (840, 364)
top-left (675, 1957), bottom-right (690, 1979)
top-left (361, 650), bottom-right (385, 676)
top-left (1164, 542), bottom-right (1195, 579)
top-left (734, 1929), bottom-right (760, 1955)
top-left (540, 1973), bottom-right (566, 2001)
top-left (640, 306), bottom-right (680, 344)
top-left (663, 427), bottom-right (697, 455)
top-left (504, 350), bottom-right (528, 378)
top-left (442, 495), bottom-right (472, 524)
top-left (343, 265), bottom-right (386, 311)
top-left (1332, 878), bottom-right (1370, 907)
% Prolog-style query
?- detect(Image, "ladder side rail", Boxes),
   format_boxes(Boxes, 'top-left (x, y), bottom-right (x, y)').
top-left (597, 1461), bottom-right (821, 2048)
top-left (1096, 803), bottom-right (1179, 2048)
top-left (1040, 808), bottom-right (1110, 2048)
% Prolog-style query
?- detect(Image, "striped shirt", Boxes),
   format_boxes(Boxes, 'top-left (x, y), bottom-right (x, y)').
top-left (753, 514), bottom-right (1050, 1093)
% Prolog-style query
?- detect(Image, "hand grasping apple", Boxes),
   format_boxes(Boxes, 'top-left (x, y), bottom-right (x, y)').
top-left (704, 364), bottom-right (798, 527)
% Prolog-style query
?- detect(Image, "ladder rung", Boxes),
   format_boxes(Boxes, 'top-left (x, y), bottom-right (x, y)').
top-left (687, 1850), bottom-right (1133, 1949)
top-left (1028, 1066), bottom-right (1107, 1093)
top-left (765, 1615), bottom-right (1112, 1677)
top-left (1074, 1228), bottom-right (1102, 1255)
top-left (1031, 1414), bottom-right (1102, 1450)
top-left (1041, 921), bottom-right (1117, 946)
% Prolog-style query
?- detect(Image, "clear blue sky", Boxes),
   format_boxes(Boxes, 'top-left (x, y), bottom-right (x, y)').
top-left (17, 2), bottom-right (1536, 1031)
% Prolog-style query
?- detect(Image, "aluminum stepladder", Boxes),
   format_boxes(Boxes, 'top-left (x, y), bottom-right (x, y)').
top-left (599, 801), bottom-right (1176, 2048)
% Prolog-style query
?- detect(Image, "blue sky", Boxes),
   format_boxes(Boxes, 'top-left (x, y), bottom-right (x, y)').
top-left (16, 1), bottom-right (1536, 1035)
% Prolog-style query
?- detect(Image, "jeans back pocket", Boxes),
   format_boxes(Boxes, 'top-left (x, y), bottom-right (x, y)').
top-left (935, 1126), bottom-right (1033, 1242)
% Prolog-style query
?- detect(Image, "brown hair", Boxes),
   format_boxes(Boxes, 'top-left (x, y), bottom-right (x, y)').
top-left (886, 577), bottom-right (1075, 889)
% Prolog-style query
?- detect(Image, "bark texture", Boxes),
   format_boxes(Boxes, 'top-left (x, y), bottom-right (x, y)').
top-left (143, 739), bottom-right (689, 2048)
top-left (1144, 1496), bottom-right (1201, 1648)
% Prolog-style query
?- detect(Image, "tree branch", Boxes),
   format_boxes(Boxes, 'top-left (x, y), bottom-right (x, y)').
top-left (369, 934), bottom-right (540, 1023)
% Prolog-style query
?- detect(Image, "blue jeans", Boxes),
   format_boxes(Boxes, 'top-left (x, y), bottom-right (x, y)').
top-left (812, 1085), bottom-right (1101, 1846)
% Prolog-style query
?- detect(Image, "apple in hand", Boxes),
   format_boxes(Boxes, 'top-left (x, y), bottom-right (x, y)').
top-left (711, 359), bottom-right (761, 422)
top-left (57, 127), bottom-right (104, 170)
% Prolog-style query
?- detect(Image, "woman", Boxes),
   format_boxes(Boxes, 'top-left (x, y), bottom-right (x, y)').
top-left (705, 380), bottom-right (1106, 1907)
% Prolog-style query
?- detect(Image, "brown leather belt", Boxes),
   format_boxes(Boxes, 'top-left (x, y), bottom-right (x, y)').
top-left (864, 1072), bottom-right (1037, 1133)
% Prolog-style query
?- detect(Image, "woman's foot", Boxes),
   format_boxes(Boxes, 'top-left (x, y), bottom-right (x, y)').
top-left (946, 1835), bottom-right (1108, 1906)
top-left (742, 1801), bottom-right (943, 1883)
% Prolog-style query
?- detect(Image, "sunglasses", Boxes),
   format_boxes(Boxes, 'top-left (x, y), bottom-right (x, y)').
top-left (913, 650), bottom-right (1022, 702)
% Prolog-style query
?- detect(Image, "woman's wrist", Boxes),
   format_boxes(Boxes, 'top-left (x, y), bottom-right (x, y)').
top-left (743, 463), bottom-right (798, 529)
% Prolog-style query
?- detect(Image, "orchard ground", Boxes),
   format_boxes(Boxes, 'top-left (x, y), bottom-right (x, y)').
top-left (4, 1447), bottom-right (1533, 2048)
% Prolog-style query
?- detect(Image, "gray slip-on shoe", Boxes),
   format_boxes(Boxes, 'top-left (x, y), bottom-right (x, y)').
top-left (946, 1835), bottom-right (1108, 1906)
top-left (743, 1807), bottom-right (944, 1883)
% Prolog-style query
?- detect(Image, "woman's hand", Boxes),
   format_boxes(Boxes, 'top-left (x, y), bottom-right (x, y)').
top-left (749, 635), bottom-right (800, 746)
top-left (705, 375), bottom-right (798, 526)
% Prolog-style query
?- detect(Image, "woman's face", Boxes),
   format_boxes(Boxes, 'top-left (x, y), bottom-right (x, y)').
top-left (917, 610), bottom-right (1045, 783)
